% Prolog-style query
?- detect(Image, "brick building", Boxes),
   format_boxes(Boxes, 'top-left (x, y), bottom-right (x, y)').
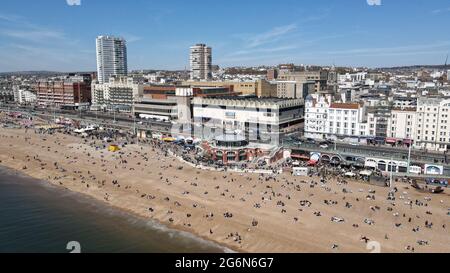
top-left (35, 81), bottom-right (91, 106)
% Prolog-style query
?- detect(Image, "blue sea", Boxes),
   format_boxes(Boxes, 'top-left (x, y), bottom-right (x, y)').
top-left (0, 166), bottom-right (226, 253)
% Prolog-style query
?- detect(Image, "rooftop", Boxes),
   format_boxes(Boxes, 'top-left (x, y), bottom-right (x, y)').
top-left (330, 103), bottom-right (360, 109)
top-left (215, 134), bottom-right (247, 142)
top-left (197, 96), bottom-right (298, 103)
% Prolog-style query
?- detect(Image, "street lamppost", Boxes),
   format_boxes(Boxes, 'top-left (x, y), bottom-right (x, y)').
top-left (389, 155), bottom-right (394, 189)
top-left (407, 130), bottom-right (415, 174)
top-left (133, 101), bottom-right (138, 145)
top-left (53, 103), bottom-right (56, 123)
top-left (407, 141), bottom-right (412, 174)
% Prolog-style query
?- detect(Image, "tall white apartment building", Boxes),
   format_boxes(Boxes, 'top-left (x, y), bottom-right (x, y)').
top-left (190, 44), bottom-right (212, 81)
top-left (96, 36), bottom-right (128, 84)
top-left (91, 76), bottom-right (142, 112)
top-left (414, 98), bottom-right (450, 152)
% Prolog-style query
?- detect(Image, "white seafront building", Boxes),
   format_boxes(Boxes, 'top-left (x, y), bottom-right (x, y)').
top-left (387, 108), bottom-right (417, 141)
top-left (304, 94), bottom-right (368, 142)
top-left (193, 97), bottom-right (304, 144)
top-left (91, 76), bottom-right (142, 112)
top-left (13, 86), bottom-right (37, 104)
top-left (414, 97), bottom-right (450, 152)
top-left (96, 36), bottom-right (128, 84)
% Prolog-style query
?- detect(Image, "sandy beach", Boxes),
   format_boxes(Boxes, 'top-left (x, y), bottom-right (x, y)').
top-left (0, 127), bottom-right (449, 253)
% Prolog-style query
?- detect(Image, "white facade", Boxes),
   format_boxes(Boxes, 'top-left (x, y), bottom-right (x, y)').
top-left (190, 44), bottom-right (212, 81)
top-left (193, 97), bottom-right (304, 143)
top-left (418, 82), bottom-right (437, 89)
top-left (304, 94), bottom-right (368, 141)
top-left (387, 109), bottom-right (417, 140)
top-left (414, 98), bottom-right (450, 152)
top-left (175, 87), bottom-right (194, 97)
top-left (96, 36), bottom-right (128, 84)
top-left (91, 77), bottom-right (142, 112)
top-left (304, 95), bottom-right (330, 139)
top-left (328, 104), bottom-right (365, 138)
top-left (13, 86), bottom-right (37, 104)
top-left (430, 71), bottom-right (443, 79)
top-left (338, 72), bottom-right (367, 83)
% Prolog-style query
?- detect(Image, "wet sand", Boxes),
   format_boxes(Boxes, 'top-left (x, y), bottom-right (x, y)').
top-left (0, 127), bottom-right (449, 253)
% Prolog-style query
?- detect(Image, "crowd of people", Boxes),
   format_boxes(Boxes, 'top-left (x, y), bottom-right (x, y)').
top-left (0, 110), bottom-right (449, 253)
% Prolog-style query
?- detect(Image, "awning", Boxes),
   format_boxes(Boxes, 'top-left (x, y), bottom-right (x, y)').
top-left (291, 155), bottom-right (310, 160)
top-left (365, 161), bottom-right (378, 168)
top-left (386, 138), bottom-right (397, 144)
top-left (308, 160), bottom-right (318, 166)
top-left (310, 154), bottom-right (320, 161)
top-left (360, 170), bottom-right (373, 176)
top-left (403, 139), bottom-right (413, 144)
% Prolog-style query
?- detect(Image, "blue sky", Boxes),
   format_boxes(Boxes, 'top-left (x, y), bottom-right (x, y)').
top-left (0, 0), bottom-right (449, 72)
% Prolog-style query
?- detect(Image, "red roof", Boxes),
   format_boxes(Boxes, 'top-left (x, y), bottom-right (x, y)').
top-left (330, 103), bottom-right (360, 109)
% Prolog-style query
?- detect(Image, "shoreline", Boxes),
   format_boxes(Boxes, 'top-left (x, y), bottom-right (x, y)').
top-left (1, 127), bottom-right (449, 253)
top-left (0, 164), bottom-right (236, 253)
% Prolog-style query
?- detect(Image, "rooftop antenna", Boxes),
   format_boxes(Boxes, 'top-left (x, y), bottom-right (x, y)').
top-left (445, 54), bottom-right (448, 68)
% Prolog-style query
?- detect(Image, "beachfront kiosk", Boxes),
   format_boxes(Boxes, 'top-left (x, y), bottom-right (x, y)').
top-left (203, 133), bottom-right (284, 165)
top-left (210, 134), bottom-right (250, 164)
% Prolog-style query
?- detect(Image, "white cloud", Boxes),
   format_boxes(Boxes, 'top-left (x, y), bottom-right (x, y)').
top-left (228, 45), bottom-right (299, 57)
top-left (0, 13), bottom-right (92, 72)
top-left (121, 34), bottom-right (143, 43)
top-left (367, 0), bottom-right (382, 6)
top-left (323, 41), bottom-right (450, 56)
top-left (241, 24), bottom-right (297, 48)
top-left (432, 7), bottom-right (450, 14)
top-left (66, 0), bottom-right (81, 6)
top-left (0, 29), bottom-right (66, 43)
top-left (0, 13), bottom-right (67, 43)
